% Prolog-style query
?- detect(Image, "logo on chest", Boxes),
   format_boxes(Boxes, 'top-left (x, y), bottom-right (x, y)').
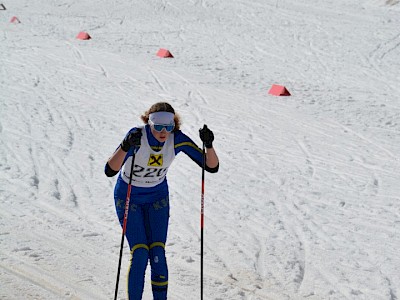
top-left (148, 154), bottom-right (163, 167)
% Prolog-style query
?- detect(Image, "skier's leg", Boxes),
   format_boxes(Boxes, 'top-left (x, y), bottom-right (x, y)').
top-left (115, 186), bottom-right (149, 300)
top-left (149, 242), bottom-right (168, 300)
top-left (128, 244), bottom-right (149, 300)
top-left (125, 203), bottom-right (150, 300)
top-left (147, 196), bottom-right (170, 300)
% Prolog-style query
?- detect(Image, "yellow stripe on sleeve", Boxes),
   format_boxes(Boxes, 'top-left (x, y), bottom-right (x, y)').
top-left (174, 142), bottom-right (202, 153)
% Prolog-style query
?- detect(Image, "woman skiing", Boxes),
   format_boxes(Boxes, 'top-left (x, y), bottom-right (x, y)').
top-left (105, 102), bottom-right (219, 300)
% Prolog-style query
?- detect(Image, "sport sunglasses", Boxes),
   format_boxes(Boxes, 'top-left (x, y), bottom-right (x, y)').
top-left (149, 120), bottom-right (175, 132)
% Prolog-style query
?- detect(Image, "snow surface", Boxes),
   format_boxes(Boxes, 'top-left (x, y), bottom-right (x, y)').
top-left (1, 0), bottom-right (400, 299)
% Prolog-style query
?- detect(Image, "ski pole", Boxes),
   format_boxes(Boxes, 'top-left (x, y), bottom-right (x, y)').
top-left (114, 149), bottom-right (136, 300)
top-left (200, 138), bottom-right (206, 300)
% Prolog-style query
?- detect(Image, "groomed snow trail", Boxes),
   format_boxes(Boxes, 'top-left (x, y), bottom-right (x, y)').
top-left (1, 0), bottom-right (400, 299)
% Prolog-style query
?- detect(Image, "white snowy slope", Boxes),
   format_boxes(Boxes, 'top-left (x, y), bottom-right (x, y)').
top-left (1, 0), bottom-right (400, 299)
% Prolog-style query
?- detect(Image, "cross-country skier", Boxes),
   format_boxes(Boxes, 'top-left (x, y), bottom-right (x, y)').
top-left (105, 102), bottom-right (219, 300)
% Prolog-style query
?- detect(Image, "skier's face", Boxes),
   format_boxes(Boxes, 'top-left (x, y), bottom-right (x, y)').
top-left (151, 127), bottom-right (171, 143)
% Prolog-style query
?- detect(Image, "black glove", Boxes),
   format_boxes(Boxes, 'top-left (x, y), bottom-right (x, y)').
top-left (120, 129), bottom-right (142, 152)
top-left (199, 124), bottom-right (214, 148)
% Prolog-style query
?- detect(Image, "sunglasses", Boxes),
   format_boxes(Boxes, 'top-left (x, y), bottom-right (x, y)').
top-left (149, 120), bottom-right (175, 132)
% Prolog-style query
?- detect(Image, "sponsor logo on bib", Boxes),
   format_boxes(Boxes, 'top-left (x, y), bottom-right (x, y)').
top-left (148, 154), bottom-right (163, 166)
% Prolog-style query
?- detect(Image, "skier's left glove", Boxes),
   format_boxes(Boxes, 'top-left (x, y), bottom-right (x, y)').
top-left (199, 124), bottom-right (214, 149)
top-left (120, 128), bottom-right (142, 152)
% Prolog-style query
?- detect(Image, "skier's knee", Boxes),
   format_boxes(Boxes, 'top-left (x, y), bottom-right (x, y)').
top-left (149, 242), bottom-right (168, 290)
top-left (130, 244), bottom-right (149, 269)
top-left (149, 242), bottom-right (166, 266)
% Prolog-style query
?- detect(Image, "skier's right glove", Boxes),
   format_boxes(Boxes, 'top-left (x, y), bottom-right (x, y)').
top-left (120, 128), bottom-right (142, 152)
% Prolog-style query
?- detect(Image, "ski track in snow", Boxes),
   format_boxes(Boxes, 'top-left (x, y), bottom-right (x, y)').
top-left (1, 0), bottom-right (400, 299)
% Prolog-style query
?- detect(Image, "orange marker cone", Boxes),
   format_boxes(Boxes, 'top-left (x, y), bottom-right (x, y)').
top-left (268, 84), bottom-right (291, 96)
top-left (10, 16), bottom-right (21, 24)
top-left (76, 31), bottom-right (91, 40)
top-left (157, 48), bottom-right (174, 58)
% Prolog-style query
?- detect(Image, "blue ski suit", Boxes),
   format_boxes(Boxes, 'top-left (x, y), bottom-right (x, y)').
top-left (105, 125), bottom-right (218, 300)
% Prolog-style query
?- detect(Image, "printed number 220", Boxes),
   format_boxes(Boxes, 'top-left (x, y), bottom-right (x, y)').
top-left (132, 165), bottom-right (167, 178)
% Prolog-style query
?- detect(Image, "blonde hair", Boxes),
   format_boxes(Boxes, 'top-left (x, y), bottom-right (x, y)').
top-left (141, 102), bottom-right (181, 131)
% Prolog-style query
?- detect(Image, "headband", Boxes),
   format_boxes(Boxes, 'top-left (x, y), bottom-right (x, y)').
top-left (149, 111), bottom-right (175, 125)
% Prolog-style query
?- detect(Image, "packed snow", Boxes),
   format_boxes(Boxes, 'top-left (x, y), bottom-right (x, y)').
top-left (1, 0), bottom-right (400, 299)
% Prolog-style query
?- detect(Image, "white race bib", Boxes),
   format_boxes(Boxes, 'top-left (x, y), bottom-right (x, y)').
top-left (122, 127), bottom-right (175, 187)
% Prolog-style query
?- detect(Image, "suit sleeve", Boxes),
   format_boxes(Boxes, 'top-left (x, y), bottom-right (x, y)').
top-left (174, 131), bottom-right (219, 173)
top-left (104, 128), bottom-right (138, 177)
